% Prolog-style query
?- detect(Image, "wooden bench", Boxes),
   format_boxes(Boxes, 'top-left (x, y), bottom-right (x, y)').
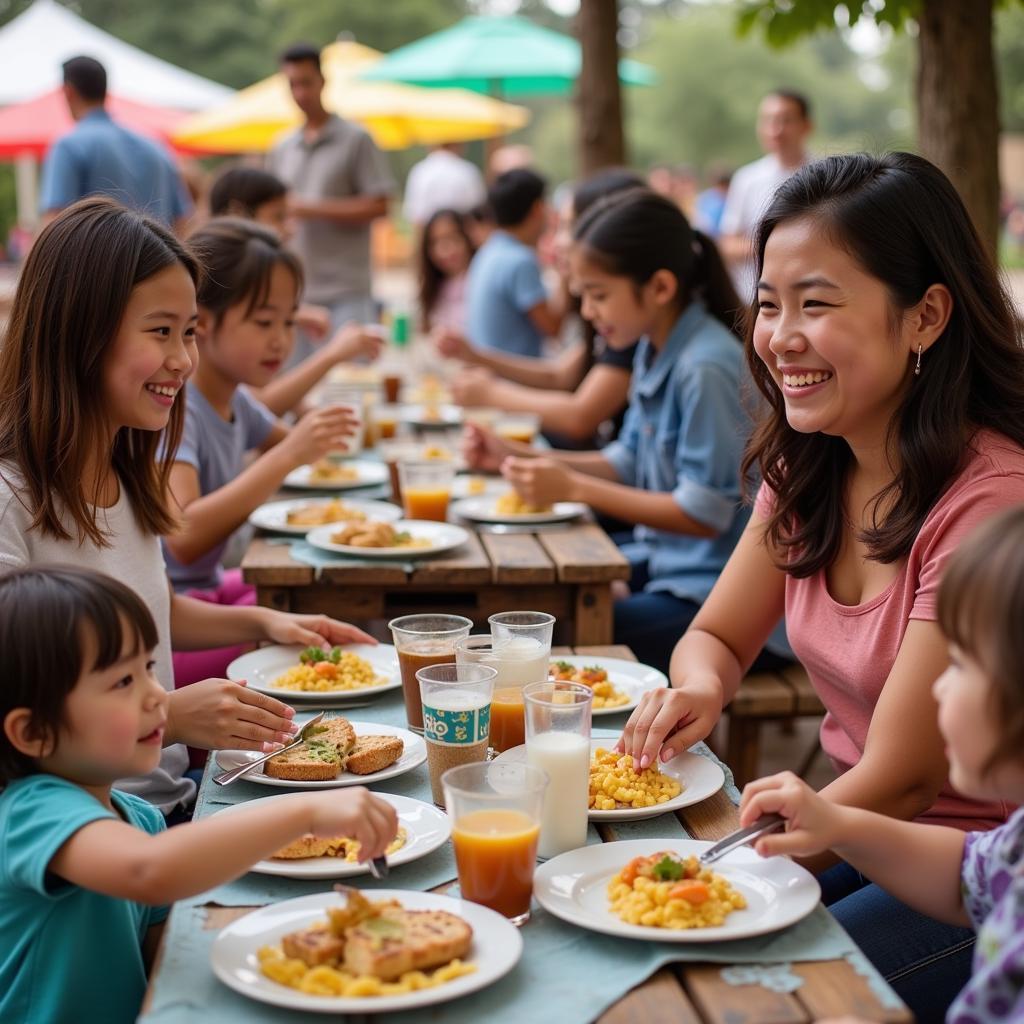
top-left (724, 663), bottom-right (825, 788)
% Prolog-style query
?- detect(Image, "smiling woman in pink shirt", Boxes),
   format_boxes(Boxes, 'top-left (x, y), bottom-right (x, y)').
top-left (619, 152), bottom-right (1024, 1023)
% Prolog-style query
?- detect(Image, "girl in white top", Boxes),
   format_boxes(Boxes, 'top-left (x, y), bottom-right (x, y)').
top-left (0, 197), bottom-right (374, 815)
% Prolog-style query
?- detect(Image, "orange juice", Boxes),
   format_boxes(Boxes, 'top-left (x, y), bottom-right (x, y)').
top-left (490, 687), bottom-right (526, 752)
top-left (376, 418), bottom-right (398, 440)
top-left (403, 486), bottom-right (450, 522)
top-left (452, 809), bottom-right (539, 919)
top-left (497, 427), bottom-right (537, 445)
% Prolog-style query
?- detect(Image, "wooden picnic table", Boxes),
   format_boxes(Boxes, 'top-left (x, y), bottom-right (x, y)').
top-left (143, 645), bottom-right (910, 1024)
top-left (241, 520), bottom-right (631, 647)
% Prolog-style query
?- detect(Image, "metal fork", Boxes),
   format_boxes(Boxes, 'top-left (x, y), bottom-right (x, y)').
top-left (212, 711), bottom-right (326, 786)
top-left (697, 814), bottom-right (786, 866)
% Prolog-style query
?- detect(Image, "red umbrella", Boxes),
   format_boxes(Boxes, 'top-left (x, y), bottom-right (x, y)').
top-left (0, 88), bottom-right (190, 159)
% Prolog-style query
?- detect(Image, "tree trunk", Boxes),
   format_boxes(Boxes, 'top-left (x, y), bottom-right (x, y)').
top-left (576, 0), bottom-right (625, 175)
top-left (916, 0), bottom-right (1000, 255)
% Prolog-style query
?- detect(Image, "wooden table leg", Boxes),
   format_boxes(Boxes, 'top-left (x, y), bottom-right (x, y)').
top-left (573, 583), bottom-right (613, 646)
top-left (256, 586), bottom-right (293, 613)
top-left (725, 715), bottom-right (761, 790)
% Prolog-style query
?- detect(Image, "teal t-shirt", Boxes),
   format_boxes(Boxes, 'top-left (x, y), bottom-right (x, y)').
top-left (0, 774), bottom-right (169, 1024)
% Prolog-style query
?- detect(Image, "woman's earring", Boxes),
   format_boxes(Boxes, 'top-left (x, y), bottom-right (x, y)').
top-left (914, 344), bottom-right (922, 377)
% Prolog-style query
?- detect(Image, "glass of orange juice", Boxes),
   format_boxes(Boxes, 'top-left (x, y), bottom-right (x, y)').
top-left (443, 761), bottom-right (548, 925)
top-left (495, 412), bottom-right (541, 446)
top-left (398, 460), bottom-right (455, 522)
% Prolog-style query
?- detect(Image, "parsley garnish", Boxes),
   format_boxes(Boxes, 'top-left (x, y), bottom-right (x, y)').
top-left (651, 855), bottom-right (684, 881)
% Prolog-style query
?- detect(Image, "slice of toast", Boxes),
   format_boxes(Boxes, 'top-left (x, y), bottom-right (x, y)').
top-left (343, 908), bottom-right (472, 980)
top-left (264, 717), bottom-right (356, 781)
top-left (281, 924), bottom-right (347, 967)
top-left (272, 835), bottom-right (347, 859)
top-left (344, 734), bottom-right (404, 776)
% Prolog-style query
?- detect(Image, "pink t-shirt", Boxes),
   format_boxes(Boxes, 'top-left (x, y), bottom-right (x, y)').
top-left (757, 430), bottom-right (1024, 830)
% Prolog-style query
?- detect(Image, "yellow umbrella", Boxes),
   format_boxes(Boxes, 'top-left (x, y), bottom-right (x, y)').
top-left (172, 40), bottom-right (529, 153)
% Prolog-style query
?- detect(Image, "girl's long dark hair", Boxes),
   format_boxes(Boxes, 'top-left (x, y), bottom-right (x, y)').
top-left (0, 197), bottom-right (200, 545)
top-left (572, 188), bottom-right (741, 333)
top-left (418, 209), bottom-right (474, 331)
top-left (743, 152), bottom-right (1024, 577)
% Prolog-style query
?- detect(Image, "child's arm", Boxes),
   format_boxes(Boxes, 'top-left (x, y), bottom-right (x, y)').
top-left (47, 788), bottom-right (397, 906)
top-left (740, 771), bottom-right (970, 928)
top-left (436, 329), bottom-right (586, 390)
top-left (163, 405), bottom-right (355, 566)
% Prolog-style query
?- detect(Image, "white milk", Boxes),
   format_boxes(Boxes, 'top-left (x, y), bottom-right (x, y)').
top-left (494, 636), bottom-right (549, 688)
top-left (527, 731), bottom-right (590, 858)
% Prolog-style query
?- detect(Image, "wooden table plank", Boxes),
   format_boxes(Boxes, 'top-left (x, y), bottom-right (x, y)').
top-left (575, 644), bottom-right (637, 661)
top-left (682, 965), bottom-right (809, 1024)
top-left (241, 538), bottom-right (314, 586)
top-left (794, 962), bottom-right (912, 1023)
top-left (676, 788), bottom-right (740, 842)
top-left (538, 525), bottom-right (631, 583)
top-left (597, 968), bottom-right (704, 1024)
top-left (408, 528), bottom-right (492, 585)
top-left (478, 532), bottom-right (556, 584)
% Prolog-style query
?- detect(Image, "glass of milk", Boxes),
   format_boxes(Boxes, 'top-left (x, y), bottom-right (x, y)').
top-left (523, 680), bottom-right (593, 859)
top-left (489, 611), bottom-right (555, 682)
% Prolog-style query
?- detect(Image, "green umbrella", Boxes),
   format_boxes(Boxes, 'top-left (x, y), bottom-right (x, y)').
top-left (359, 14), bottom-right (656, 98)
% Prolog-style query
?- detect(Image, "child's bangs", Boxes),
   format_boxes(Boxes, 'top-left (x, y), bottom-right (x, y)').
top-left (239, 242), bottom-right (303, 320)
top-left (79, 580), bottom-right (159, 672)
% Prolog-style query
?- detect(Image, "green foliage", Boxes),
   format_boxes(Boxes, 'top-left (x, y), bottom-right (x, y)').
top-left (998, 4), bottom-right (1024, 131)
top-left (736, 0), bottom-right (919, 47)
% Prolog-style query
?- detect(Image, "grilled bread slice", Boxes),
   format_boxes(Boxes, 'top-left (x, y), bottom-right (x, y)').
top-left (264, 718), bottom-right (356, 781)
top-left (343, 908), bottom-right (472, 980)
top-left (281, 924), bottom-right (347, 967)
top-left (344, 734), bottom-right (404, 775)
top-left (272, 835), bottom-right (345, 859)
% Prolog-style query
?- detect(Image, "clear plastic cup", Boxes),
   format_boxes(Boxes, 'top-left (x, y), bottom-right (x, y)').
top-left (398, 459), bottom-right (456, 522)
top-left (494, 412), bottom-right (541, 445)
top-left (443, 761), bottom-right (548, 925)
top-left (418, 663), bottom-right (497, 806)
top-left (317, 384), bottom-right (364, 457)
top-left (388, 614), bottom-right (473, 732)
top-left (524, 680), bottom-right (593, 859)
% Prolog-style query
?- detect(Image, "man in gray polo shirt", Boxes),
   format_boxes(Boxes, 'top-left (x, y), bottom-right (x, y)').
top-left (268, 42), bottom-right (395, 364)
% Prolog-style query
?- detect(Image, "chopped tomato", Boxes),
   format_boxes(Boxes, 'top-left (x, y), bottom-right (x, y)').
top-left (313, 661), bottom-right (338, 677)
top-left (668, 880), bottom-right (710, 904)
top-left (620, 857), bottom-right (648, 887)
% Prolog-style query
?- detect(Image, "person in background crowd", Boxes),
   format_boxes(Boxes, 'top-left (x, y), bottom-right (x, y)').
top-left (40, 56), bottom-right (191, 233)
top-left (719, 89), bottom-right (812, 298)
top-left (404, 143), bottom-right (487, 229)
top-left (267, 42), bottom-right (395, 366)
top-left (693, 164), bottom-right (733, 238)
top-left (418, 208), bottom-right (475, 333)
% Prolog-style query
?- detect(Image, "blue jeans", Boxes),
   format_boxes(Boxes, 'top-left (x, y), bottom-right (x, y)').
top-left (821, 862), bottom-right (975, 1024)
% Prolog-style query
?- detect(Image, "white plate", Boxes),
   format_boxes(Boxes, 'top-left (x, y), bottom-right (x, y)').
top-left (452, 475), bottom-right (507, 499)
top-left (546, 655), bottom-right (668, 717)
top-left (284, 460), bottom-right (389, 491)
top-left (495, 737), bottom-right (724, 821)
top-left (211, 889), bottom-right (522, 1014)
top-left (226, 644), bottom-right (400, 702)
top-left (248, 497), bottom-right (402, 536)
top-left (212, 793), bottom-right (450, 879)
top-left (306, 520), bottom-right (469, 559)
top-left (214, 721), bottom-right (426, 789)
top-left (450, 496), bottom-right (588, 525)
top-left (534, 839), bottom-right (820, 943)
top-left (402, 402), bottom-right (462, 427)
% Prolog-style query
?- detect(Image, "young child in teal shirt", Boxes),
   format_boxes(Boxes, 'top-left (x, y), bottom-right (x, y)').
top-left (0, 566), bottom-right (398, 1024)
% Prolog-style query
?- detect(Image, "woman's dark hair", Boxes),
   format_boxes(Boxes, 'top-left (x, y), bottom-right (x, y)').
top-left (937, 506), bottom-right (1024, 775)
top-left (189, 217), bottom-right (303, 326)
top-left (209, 167), bottom-right (287, 218)
top-left (0, 565), bottom-right (158, 786)
top-left (573, 187), bottom-right (741, 332)
top-left (418, 208), bottom-right (475, 331)
top-left (0, 197), bottom-right (200, 545)
top-left (744, 152), bottom-right (1024, 577)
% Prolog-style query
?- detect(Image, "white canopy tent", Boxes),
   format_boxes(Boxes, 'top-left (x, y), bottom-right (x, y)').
top-left (0, 0), bottom-right (232, 110)
top-left (0, 0), bottom-right (232, 229)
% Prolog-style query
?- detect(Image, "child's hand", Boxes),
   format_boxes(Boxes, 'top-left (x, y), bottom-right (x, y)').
top-left (326, 323), bottom-right (386, 365)
top-left (167, 678), bottom-right (297, 752)
top-left (616, 679), bottom-right (723, 768)
top-left (281, 405), bottom-right (358, 465)
top-left (296, 304), bottom-right (331, 341)
top-left (501, 456), bottom-right (574, 506)
top-left (433, 327), bottom-right (473, 362)
top-left (304, 788), bottom-right (399, 861)
top-left (739, 771), bottom-right (843, 858)
top-left (258, 609), bottom-right (377, 649)
top-left (451, 366), bottom-right (496, 406)
top-left (461, 422), bottom-right (513, 473)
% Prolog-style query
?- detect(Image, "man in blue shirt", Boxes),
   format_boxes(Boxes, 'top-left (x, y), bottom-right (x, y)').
top-left (464, 168), bottom-right (565, 358)
top-left (39, 56), bottom-right (191, 230)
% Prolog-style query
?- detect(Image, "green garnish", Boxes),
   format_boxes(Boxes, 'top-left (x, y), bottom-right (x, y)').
top-left (553, 660), bottom-right (573, 672)
top-left (583, 665), bottom-right (603, 673)
top-left (363, 918), bottom-right (405, 939)
top-left (299, 646), bottom-right (324, 665)
top-left (651, 855), bottom-right (684, 882)
top-left (329, 646), bottom-right (343, 664)
top-left (393, 531), bottom-right (412, 544)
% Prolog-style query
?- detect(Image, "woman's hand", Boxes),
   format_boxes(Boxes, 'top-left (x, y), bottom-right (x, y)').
top-left (461, 422), bottom-right (514, 473)
top-left (302, 788), bottom-right (399, 862)
top-left (739, 771), bottom-right (845, 858)
top-left (256, 609), bottom-right (377, 649)
top-left (433, 327), bottom-right (474, 362)
top-left (451, 366), bottom-right (496, 406)
top-left (278, 405), bottom-right (359, 466)
top-left (616, 676), bottom-right (724, 769)
top-left (166, 678), bottom-right (297, 752)
top-left (501, 456), bottom-right (575, 506)
top-left (326, 323), bottom-right (386, 365)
